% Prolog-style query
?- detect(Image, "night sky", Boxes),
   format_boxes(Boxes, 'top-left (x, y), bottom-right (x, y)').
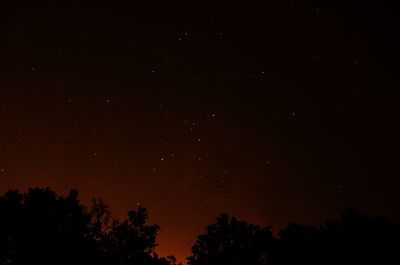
top-left (1, 1), bottom-right (399, 263)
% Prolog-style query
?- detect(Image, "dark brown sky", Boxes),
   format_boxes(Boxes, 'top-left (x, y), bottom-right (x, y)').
top-left (1, 1), bottom-right (399, 263)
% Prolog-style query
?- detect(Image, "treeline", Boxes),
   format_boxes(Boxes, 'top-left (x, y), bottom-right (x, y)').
top-left (189, 211), bottom-right (400, 265)
top-left (0, 188), bottom-right (177, 265)
top-left (0, 188), bottom-right (399, 265)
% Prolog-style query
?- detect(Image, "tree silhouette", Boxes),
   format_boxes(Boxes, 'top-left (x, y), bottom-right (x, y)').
top-left (317, 209), bottom-right (400, 265)
top-left (2, 188), bottom-right (399, 265)
top-left (189, 210), bottom-right (400, 265)
top-left (89, 198), bottom-right (112, 238)
top-left (101, 207), bottom-right (164, 265)
top-left (271, 209), bottom-right (400, 265)
top-left (271, 223), bottom-right (322, 265)
top-left (188, 214), bottom-right (274, 265)
top-left (0, 188), bottom-right (177, 265)
top-left (0, 188), bottom-right (97, 265)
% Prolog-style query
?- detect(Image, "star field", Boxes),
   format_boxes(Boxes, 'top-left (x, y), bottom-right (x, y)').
top-left (1, 1), bottom-right (400, 263)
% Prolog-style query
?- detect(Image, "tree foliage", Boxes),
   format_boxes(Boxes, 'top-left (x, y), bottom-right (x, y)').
top-left (188, 214), bottom-right (273, 265)
top-left (0, 188), bottom-right (178, 265)
top-left (188, 209), bottom-right (400, 265)
top-left (1, 188), bottom-right (399, 265)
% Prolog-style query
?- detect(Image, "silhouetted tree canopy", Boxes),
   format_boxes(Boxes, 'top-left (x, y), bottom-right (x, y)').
top-left (0, 188), bottom-right (178, 265)
top-left (0, 188), bottom-right (96, 265)
top-left (188, 214), bottom-right (274, 265)
top-left (1, 188), bottom-right (399, 265)
top-left (188, 209), bottom-right (400, 265)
